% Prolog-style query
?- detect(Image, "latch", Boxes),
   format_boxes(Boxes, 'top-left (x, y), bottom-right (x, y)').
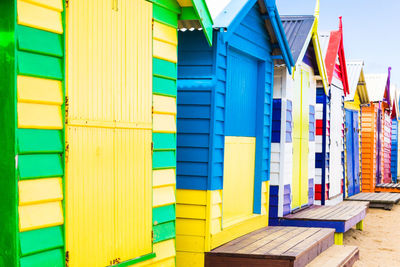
top-left (65, 251), bottom-right (70, 267)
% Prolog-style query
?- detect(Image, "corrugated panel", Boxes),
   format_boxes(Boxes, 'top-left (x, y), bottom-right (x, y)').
top-left (365, 74), bottom-right (388, 102)
top-left (281, 15), bottom-right (314, 63)
top-left (345, 60), bottom-right (363, 101)
top-left (66, 0), bottom-right (153, 265)
top-left (318, 32), bottom-right (330, 59)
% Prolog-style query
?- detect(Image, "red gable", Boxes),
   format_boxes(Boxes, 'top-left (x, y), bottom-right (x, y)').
top-left (324, 17), bottom-right (350, 96)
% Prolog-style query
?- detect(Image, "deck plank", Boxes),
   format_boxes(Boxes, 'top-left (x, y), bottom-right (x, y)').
top-left (206, 226), bottom-right (335, 267)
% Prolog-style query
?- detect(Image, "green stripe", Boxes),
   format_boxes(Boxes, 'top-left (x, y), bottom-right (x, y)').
top-left (153, 150), bottom-right (176, 169)
top-left (114, 253), bottom-right (156, 267)
top-left (153, 5), bottom-right (178, 28)
top-left (17, 26), bottom-right (63, 57)
top-left (152, 0), bottom-right (181, 14)
top-left (153, 204), bottom-right (175, 225)
top-left (153, 222), bottom-right (175, 243)
top-left (153, 133), bottom-right (176, 150)
top-left (153, 58), bottom-right (177, 80)
top-left (153, 76), bottom-right (176, 97)
top-left (18, 154), bottom-right (63, 179)
top-left (17, 51), bottom-right (63, 80)
top-left (17, 129), bottom-right (63, 154)
top-left (19, 226), bottom-right (63, 256)
top-left (20, 248), bottom-right (63, 267)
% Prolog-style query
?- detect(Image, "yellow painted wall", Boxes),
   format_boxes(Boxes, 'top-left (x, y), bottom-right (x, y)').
top-left (176, 181), bottom-right (270, 267)
top-left (222, 137), bottom-right (255, 227)
top-left (65, 1), bottom-right (153, 266)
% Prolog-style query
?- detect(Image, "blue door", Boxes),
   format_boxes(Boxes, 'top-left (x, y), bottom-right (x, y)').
top-left (353, 111), bottom-right (360, 195)
top-left (345, 109), bottom-right (360, 197)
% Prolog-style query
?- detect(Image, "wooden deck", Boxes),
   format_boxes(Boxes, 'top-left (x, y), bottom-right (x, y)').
top-left (375, 183), bottom-right (400, 193)
top-left (346, 192), bottom-right (400, 210)
top-left (206, 226), bottom-right (335, 267)
top-left (306, 245), bottom-right (359, 267)
top-left (275, 201), bottom-right (368, 244)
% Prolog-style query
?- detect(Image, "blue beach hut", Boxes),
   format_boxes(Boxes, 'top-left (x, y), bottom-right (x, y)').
top-left (175, 0), bottom-right (293, 265)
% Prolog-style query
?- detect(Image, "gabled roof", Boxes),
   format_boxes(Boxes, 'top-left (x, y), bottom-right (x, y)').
top-left (319, 18), bottom-right (350, 96)
top-left (214, 0), bottom-right (294, 72)
top-left (281, 15), bottom-right (315, 63)
top-left (346, 60), bottom-right (369, 104)
top-left (279, 0), bottom-right (329, 92)
top-left (365, 73), bottom-right (389, 103)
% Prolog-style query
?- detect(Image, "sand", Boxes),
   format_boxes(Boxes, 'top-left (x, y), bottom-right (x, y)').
top-left (344, 204), bottom-right (400, 266)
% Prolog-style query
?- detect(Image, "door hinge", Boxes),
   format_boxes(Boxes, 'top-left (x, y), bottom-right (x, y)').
top-left (151, 142), bottom-right (154, 155)
top-left (65, 142), bottom-right (69, 161)
top-left (65, 96), bottom-right (69, 124)
top-left (151, 230), bottom-right (154, 243)
top-left (65, 0), bottom-right (69, 8)
top-left (112, 0), bottom-right (118, 11)
top-left (65, 251), bottom-right (69, 267)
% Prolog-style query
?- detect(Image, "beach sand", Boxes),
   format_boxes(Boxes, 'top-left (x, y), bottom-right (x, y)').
top-left (344, 203), bottom-right (400, 266)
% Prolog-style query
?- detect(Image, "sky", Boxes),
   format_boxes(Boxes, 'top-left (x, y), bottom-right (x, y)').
top-left (205, 0), bottom-right (400, 86)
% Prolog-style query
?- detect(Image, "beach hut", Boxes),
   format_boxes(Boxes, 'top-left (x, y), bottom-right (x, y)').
top-left (0, 0), bottom-right (212, 266)
top-left (315, 18), bottom-right (350, 205)
top-left (269, 0), bottom-right (329, 223)
top-left (176, 0), bottom-right (294, 265)
top-left (361, 70), bottom-right (391, 192)
top-left (391, 85), bottom-right (399, 182)
top-left (343, 61), bottom-right (369, 197)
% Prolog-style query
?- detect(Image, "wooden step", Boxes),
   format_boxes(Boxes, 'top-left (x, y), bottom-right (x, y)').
top-left (205, 226), bottom-right (335, 267)
top-left (306, 245), bottom-right (359, 267)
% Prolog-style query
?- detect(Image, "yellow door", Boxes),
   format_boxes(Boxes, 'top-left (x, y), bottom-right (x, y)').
top-left (222, 137), bottom-right (255, 227)
top-left (292, 68), bottom-right (310, 209)
top-left (65, 0), bottom-right (152, 266)
top-left (300, 69), bottom-right (310, 206)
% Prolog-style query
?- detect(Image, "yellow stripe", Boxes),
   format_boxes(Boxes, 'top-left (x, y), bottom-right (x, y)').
top-left (18, 75), bottom-right (63, 105)
top-left (153, 95), bottom-right (177, 115)
top-left (176, 218), bottom-right (206, 236)
top-left (177, 0), bottom-right (193, 7)
top-left (153, 185), bottom-right (175, 208)
top-left (23, 0), bottom-right (63, 11)
top-left (18, 102), bottom-right (63, 129)
top-left (153, 114), bottom-right (176, 133)
top-left (153, 40), bottom-right (177, 63)
top-left (19, 178), bottom-right (63, 206)
top-left (19, 201), bottom-right (63, 232)
top-left (153, 22), bottom-right (178, 46)
top-left (153, 169), bottom-right (175, 188)
top-left (176, 189), bottom-right (207, 205)
top-left (17, 0), bottom-right (63, 34)
top-left (176, 204), bottom-right (206, 219)
top-left (176, 252), bottom-right (204, 267)
top-left (176, 236), bottom-right (205, 252)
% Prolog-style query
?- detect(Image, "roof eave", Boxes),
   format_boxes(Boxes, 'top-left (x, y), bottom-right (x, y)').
top-left (262, 0), bottom-right (295, 72)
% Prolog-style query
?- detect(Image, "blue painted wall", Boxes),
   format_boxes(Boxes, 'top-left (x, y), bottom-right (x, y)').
top-left (176, 4), bottom-right (274, 199)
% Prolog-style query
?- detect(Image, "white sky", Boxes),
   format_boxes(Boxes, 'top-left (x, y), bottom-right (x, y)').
top-left (206, 0), bottom-right (231, 18)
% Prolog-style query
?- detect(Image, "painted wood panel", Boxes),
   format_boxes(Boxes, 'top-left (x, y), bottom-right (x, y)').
top-left (66, 1), bottom-right (153, 265)
top-left (222, 137), bottom-right (255, 226)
